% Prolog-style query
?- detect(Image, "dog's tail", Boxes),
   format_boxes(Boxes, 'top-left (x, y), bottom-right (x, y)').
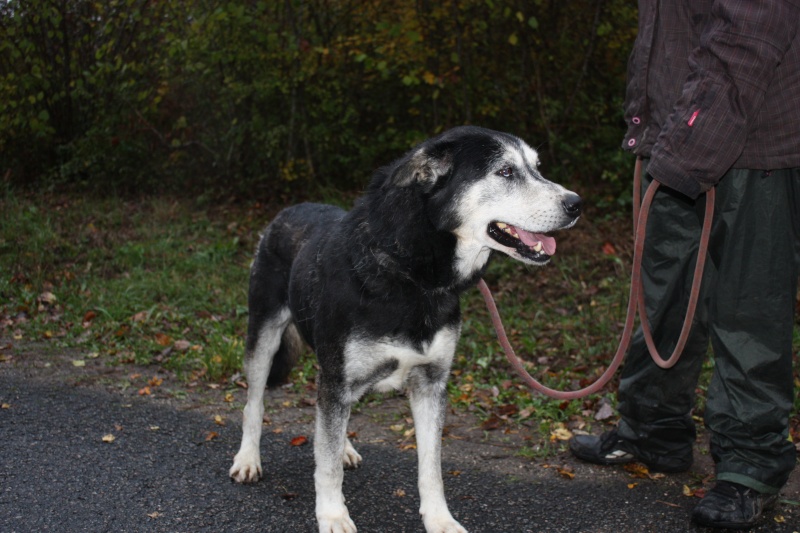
top-left (266, 321), bottom-right (303, 387)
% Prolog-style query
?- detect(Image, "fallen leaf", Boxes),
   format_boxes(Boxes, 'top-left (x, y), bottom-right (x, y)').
top-left (205, 431), bottom-right (219, 441)
top-left (38, 291), bottom-right (57, 305)
top-left (138, 386), bottom-right (151, 396)
top-left (290, 435), bottom-right (308, 446)
top-left (148, 376), bottom-right (163, 387)
top-left (394, 489), bottom-right (406, 497)
top-left (549, 425), bottom-right (573, 442)
top-left (72, 360), bottom-right (86, 367)
top-left (602, 241), bottom-right (617, 255)
top-left (131, 310), bottom-right (148, 322)
top-left (149, 426), bottom-right (160, 431)
top-left (449, 470), bottom-right (462, 476)
top-left (628, 483), bottom-right (638, 489)
top-left (154, 333), bottom-right (172, 346)
top-left (214, 415), bottom-right (225, 426)
top-left (556, 465), bottom-right (575, 479)
top-left (173, 339), bottom-right (191, 352)
top-left (83, 310), bottom-right (97, 323)
top-left (480, 416), bottom-right (502, 431)
top-left (147, 512), bottom-right (161, 519)
top-left (624, 463), bottom-right (652, 479)
top-left (1, 403), bottom-right (11, 409)
top-left (102, 434), bottom-right (115, 443)
top-left (496, 404), bottom-right (518, 417)
top-left (594, 402), bottom-right (615, 421)
top-left (774, 515), bottom-right (785, 524)
top-left (224, 392), bottom-right (234, 403)
top-left (518, 407), bottom-right (534, 420)
top-left (390, 424), bottom-right (405, 433)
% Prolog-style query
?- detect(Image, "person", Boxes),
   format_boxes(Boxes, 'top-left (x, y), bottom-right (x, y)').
top-left (568, 1), bottom-right (800, 529)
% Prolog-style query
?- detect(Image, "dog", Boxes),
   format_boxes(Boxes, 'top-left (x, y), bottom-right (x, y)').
top-left (229, 126), bottom-right (582, 533)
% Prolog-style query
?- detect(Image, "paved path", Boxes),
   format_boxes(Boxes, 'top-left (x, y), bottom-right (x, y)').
top-left (2, 370), bottom-right (798, 532)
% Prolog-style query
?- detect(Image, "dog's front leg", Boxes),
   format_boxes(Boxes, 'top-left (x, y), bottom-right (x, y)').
top-left (315, 379), bottom-right (356, 533)
top-left (409, 370), bottom-right (467, 533)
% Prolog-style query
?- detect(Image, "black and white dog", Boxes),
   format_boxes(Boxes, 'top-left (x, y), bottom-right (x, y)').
top-left (230, 126), bottom-right (581, 533)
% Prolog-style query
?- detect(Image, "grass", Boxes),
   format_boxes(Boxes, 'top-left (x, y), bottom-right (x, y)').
top-left (0, 191), bottom-right (255, 381)
top-left (2, 188), bottom-right (799, 449)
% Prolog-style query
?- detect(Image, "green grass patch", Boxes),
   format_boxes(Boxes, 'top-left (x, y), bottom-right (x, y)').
top-left (0, 191), bottom-right (256, 381)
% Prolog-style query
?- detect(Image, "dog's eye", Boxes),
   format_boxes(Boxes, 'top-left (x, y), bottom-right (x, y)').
top-left (496, 167), bottom-right (514, 178)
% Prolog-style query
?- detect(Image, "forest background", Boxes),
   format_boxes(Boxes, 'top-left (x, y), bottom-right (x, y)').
top-left (0, 0), bottom-right (637, 203)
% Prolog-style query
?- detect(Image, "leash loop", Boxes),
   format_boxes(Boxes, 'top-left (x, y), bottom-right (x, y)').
top-left (479, 158), bottom-right (715, 399)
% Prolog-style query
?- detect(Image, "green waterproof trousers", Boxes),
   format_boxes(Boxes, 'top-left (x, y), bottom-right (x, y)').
top-left (616, 162), bottom-right (800, 494)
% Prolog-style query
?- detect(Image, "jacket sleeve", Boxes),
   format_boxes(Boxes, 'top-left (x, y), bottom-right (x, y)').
top-left (647, 0), bottom-right (800, 199)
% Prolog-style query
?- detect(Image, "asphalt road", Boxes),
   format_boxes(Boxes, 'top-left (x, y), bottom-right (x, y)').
top-left (2, 370), bottom-right (798, 533)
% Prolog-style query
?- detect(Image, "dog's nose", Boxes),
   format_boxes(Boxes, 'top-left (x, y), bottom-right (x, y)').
top-left (562, 193), bottom-right (582, 217)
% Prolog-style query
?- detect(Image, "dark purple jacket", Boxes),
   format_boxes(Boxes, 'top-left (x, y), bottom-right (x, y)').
top-left (623, 0), bottom-right (800, 198)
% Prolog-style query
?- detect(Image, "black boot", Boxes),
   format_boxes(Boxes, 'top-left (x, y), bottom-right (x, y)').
top-left (569, 429), bottom-right (692, 473)
top-left (691, 481), bottom-right (778, 529)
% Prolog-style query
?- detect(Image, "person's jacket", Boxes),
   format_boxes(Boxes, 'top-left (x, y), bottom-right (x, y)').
top-left (623, 0), bottom-right (800, 198)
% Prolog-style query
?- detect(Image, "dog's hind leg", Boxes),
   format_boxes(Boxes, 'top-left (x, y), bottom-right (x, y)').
top-left (230, 307), bottom-right (291, 483)
top-left (408, 367), bottom-right (467, 533)
top-left (314, 377), bottom-right (357, 533)
top-left (342, 437), bottom-right (362, 469)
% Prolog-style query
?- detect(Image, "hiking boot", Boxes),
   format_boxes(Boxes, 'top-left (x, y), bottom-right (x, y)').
top-left (691, 481), bottom-right (778, 530)
top-left (568, 429), bottom-right (691, 473)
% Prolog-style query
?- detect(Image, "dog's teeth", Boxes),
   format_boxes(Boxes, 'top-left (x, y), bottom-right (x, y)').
top-left (533, 242), bottom-right (543, 252)
top-left (512, 232), bottom-right (519, 238)
top-left (496, 222), bottom-right (508, 229)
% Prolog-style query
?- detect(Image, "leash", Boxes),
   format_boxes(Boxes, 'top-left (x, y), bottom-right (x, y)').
top-left (478, 158), bottom-right (716, 399)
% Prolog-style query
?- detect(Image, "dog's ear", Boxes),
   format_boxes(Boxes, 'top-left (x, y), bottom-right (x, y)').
top-left (388, 147), bottom-right (453, 190)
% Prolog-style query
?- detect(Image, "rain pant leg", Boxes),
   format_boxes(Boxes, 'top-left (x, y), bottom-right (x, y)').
top-left (706, 167), bottom-right (799, 494)
top-left (616, 166), bottom-right (710, 470)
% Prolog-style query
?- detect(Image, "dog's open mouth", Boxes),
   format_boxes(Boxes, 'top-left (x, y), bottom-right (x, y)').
top-left (487, 222), bottom-right (556, 260)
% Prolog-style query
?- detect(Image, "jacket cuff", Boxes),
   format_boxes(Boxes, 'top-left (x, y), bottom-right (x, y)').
top-left (646, 154), bottom-right (705, 200)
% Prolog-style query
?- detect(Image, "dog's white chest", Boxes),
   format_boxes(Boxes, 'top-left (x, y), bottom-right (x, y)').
top-left (343, 326), bottom-right (460, 400)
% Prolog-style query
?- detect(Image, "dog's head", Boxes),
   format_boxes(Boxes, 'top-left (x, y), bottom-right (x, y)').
top-left (385, 126), bottom-right (582, 279)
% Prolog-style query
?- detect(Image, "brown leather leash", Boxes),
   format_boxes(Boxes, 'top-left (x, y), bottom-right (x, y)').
top-left (478, 158), bottom-right (716, 399)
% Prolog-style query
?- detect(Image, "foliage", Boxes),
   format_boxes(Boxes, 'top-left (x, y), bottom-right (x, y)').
top-left (0, 0), bottom-right (637, 202)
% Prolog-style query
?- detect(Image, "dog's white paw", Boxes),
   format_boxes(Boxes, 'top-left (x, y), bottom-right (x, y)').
top-left (229, 448), bottom-right (262, 483)
top-left (423, 513), bottom-right (468, 533)
top-left (342, 439), bottom-right (362, 469)
top-left (317, 511), bottom-right (357, 533)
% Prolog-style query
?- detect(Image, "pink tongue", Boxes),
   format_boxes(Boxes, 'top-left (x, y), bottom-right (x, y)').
top-left (512, 226), bottom-right (557, 256)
